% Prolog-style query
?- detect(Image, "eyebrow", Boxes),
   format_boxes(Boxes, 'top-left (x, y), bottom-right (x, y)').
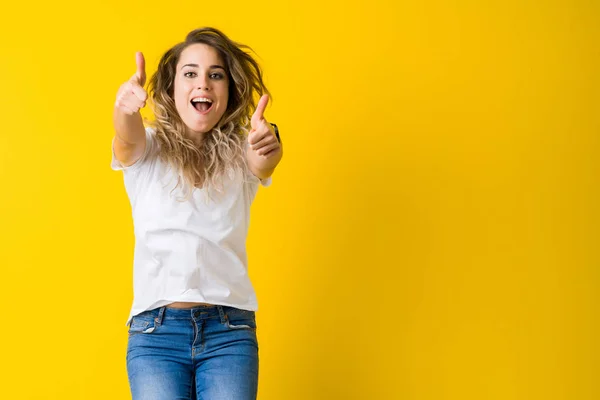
top-left (181, 63), bottom-right (226, 71)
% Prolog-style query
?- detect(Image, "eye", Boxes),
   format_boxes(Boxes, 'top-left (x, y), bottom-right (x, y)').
top-left (210, 73), bottom-right (224, 80)
top-left (184, 71), bottom-right (197, 78)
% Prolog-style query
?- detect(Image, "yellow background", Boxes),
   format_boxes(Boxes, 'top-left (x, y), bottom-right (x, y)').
top-left (1, 0), bottom-right (598, 398)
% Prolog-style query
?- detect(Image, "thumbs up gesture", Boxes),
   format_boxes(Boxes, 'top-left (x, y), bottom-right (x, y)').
top-left (247, 95), bottom-right (283, 173)
top-left (115, 52), bottom-right (148, 115)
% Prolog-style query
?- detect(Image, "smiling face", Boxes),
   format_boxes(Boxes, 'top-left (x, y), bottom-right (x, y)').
top-left (173, 43), bottom-right (229, 139)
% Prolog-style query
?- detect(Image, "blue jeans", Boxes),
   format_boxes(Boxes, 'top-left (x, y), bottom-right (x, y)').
top-left (126, 305), bottom-right (259, 400)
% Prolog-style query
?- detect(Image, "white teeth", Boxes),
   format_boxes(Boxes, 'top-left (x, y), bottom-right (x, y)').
top-left (191, 97), bottom-right (213, 103)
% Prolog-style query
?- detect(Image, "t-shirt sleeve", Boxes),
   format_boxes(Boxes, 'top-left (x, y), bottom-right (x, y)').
top-left (111, 127), bottom-right (156, 172)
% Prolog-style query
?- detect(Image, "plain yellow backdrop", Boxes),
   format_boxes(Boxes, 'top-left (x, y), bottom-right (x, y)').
top-left (0, 0), bottom-right (598, 399)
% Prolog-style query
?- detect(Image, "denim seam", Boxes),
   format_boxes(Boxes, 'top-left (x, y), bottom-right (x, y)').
top-left (191, 319), bottom-right (199, 359)
top-left (200, 320), bottom-right (205, 351)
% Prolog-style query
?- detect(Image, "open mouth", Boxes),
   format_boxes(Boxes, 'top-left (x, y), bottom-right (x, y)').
top-left (191, 97), bottom-right (213, 114)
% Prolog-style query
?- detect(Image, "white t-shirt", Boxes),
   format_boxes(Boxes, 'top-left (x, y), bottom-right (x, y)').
top-left (111, 127), bottom-right (271, 326)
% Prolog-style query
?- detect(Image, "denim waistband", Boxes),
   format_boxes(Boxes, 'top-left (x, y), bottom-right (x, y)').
top-left (135, 304), bottom-right (253, 324)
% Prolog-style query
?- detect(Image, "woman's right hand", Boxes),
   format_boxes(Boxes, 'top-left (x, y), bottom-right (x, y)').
top-left (115, 52), bottom-right (148, 115)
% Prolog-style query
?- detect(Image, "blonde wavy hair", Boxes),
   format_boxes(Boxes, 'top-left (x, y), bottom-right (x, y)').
top-left (147, 27), bottom-right (270, 201)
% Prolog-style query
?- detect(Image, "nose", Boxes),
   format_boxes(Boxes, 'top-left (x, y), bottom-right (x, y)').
top-left (197, 76), bottom-right (210, 91)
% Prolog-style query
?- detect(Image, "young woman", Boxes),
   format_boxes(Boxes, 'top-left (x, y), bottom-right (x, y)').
top-left (111, 27), bottom-right (282, 400)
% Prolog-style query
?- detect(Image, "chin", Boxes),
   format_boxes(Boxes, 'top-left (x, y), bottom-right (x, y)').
top-left (178, 108), bottom-right (225, 136)
top-left (190, 122), bottom-right (216, 134)
top-left (179, 115), bottom-right (212, 134)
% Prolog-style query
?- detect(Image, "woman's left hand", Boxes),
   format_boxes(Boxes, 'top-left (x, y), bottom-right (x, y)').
top-left (247, 95), bottom-right (283, 176)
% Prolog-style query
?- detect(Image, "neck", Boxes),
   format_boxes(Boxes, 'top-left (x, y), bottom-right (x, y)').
top-left (186, 129), bottom-right (205, 147)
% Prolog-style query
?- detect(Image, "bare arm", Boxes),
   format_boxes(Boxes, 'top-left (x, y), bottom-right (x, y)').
top-left (113, 52), bottom-right (148, 167)
top-left (246, 95), bottom-right (283, 179)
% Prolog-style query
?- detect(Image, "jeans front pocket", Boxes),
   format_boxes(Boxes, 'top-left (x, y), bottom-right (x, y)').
top-left (128, 315), bottom-right (157, 336)
top-left (224, 307), bottom-right (257, 331)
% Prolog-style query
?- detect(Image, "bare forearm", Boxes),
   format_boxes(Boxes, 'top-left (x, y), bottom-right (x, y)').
top-left (247, 145), bottom-right (283, 180)
top-left (253, 166), bottom-right (276, 180)
top-left (113, 107), bottom-right (145, 145)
